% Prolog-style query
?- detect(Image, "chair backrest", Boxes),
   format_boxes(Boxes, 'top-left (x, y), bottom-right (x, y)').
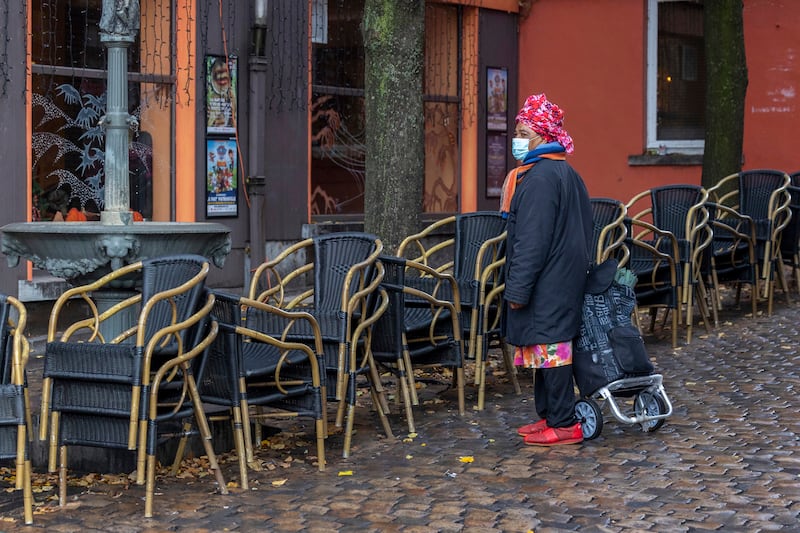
top-left (313, 232), bottom-right (382, 311)
top-left (738, 169), bottom-right (788, 220)
top-left (140, 255), bottom-right (209, 344)
top-left (0, 295), bottom-right (14, 384)
top-left (453, 212), bottom-right (507, 281)
top-left (0, 294), bottom-right (27, 462)
top-left (590, 198), bottom-right (627, 264)
top-left (650, 185), bottom-right (707, 241)
top-left (370, 256), bottom-right (407, 356)
top-left (200, 291), bottom-right (244, 403)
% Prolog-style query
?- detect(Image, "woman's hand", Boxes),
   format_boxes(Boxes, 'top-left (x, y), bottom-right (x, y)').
top-left (509, 301), bottom-right (523, 310)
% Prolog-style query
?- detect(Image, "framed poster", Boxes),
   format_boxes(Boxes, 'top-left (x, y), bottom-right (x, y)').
top-left (206, 138), bottom-right (238, 217)
top-left (486, 132), bottom-right (507, 198)
top-left (487, 67), bottom-right (508, 131)
top-left (206, 55), bottom-right (238, 135)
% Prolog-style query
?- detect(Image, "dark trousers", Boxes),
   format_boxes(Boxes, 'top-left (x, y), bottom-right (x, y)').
top-left (534, 365), bottom-right (577, 428)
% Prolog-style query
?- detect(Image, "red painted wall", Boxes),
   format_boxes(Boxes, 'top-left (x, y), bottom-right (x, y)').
top-left (518, 0), bottom-right (799, 204)
top-left (741, 1), bottom-right (799, 173)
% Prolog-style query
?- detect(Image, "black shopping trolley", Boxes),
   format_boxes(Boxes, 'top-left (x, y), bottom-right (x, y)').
top-left (572, 259), bottom-right (672, 440)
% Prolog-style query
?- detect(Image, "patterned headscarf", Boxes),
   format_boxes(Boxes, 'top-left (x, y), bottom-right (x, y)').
top-left (515, 93), bottom-right (574, 154)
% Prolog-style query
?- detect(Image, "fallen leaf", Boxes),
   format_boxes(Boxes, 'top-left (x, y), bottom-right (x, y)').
top-left (271, 479), bottom-right (288, 487)
top-left (338, 470), bottom-right (353, 476)
top-left (459, 456), bottom-right (474, 463)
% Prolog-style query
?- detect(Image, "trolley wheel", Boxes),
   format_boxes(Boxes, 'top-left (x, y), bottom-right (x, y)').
top-left (575, 399), bottom-right (603, 440)
top-left (635, 391), bottom-right (667, 432)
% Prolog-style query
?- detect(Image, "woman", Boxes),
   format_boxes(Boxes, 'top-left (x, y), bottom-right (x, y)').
top-left (500, 93), bottom-right (592, 446)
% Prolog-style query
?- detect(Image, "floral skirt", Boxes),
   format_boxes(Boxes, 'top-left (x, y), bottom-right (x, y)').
top-left (514, 340), bottom-right (573, 369)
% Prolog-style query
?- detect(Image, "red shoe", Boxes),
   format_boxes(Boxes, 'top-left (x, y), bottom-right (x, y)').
top-left (517, 419), bottom-right (548, 436)
top-left (523, 423), bottom-right (583, 446)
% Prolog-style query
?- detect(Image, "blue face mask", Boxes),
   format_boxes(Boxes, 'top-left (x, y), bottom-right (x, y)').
top-left (511, 137), bottom-right (530, 161)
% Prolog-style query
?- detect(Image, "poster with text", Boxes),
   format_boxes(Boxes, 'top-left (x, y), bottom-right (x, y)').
top-left (486, 132), bottom-right (507, 198)
top-left (206, 138), bottom-right (238, 217)
top-left (206, 55), bottom-right (238, 135)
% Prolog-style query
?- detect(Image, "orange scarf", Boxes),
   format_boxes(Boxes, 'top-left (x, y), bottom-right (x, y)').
top-left (499, 153), bottom-right (566, 214)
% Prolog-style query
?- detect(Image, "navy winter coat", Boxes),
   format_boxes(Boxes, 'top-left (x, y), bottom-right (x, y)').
top-left (503, 158), bottom-right (593, 346)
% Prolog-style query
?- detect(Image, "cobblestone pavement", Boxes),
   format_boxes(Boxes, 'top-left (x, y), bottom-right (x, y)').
top-left (2, 292), bottom-right (800, 532)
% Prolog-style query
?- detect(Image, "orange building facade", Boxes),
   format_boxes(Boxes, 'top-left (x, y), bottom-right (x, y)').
top-left (0, 1), bottom-right (797, 296)
top-left (517, 0), bottom-right (799, 200)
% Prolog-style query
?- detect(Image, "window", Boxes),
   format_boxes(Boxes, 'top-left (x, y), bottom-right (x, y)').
top-left (647, 0), bottom-right (705, 153)
top-left (310, 1), bottom-right (461, 216)
top-left (30, 0), bottom-right (173, 221)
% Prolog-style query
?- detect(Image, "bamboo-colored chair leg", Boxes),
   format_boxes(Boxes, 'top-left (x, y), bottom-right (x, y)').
top-left (231, 407), bottom-right (249, 490)
top-left (170, 421), bottom-right (192, 477)
top-left (342, 403), bottom-right (357, 459)
top-left (455, 367), bottom-right (466, 416)
top-left (370, 386), bottom-right (394, 441)
top-left (241, 394), bottom-right (255, 463)
top-left (39, 377), bottom-right (51, 442)
top-left (144, 454), bottom-right (158, 518)
top-left (23, 459), bottom-right (33, 525)
top-left (685, 287), bottom-right (694, 344)
top-left (475, 332), bottom-right (489, 410)
top-left (314, 418), bottom-right (326, 471)
top-left (334, 374), bottom-right (350, 428)
top-left (394, 357), bottom-right (416, 434)
top-left (15, 427), bottom-right (25, 490)
top-left (136, 420), bottom-right (148, 485)
top-left (402, 349), bottom-right (419, 406)
top-left (58, 445), bottom-right (67, 507)
top-left (48, 412), bottom-right (59, 473)
top-left (23, 388), bottom-right (33, 443)
top-left (187, 379), bottom-right (228, 494)
top-left (367, 363), bottom-right (391, 415)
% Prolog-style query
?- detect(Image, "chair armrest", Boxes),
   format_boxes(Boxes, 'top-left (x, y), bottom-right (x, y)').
top-left (143, 292), bottom-right (216, 378)
top-left (337, 241), bottom-right (384, 313)
top-left (625, 219), bottom-right (679, 287)
top-left (147, 319), bottom-right (219, 420)
top-left (48, 261), bottom-right (145, 342)
top-left (397, 258), bottom-right (462, 313)
top-left (400, 266), bottom-right (462, 342)
top-left (472, 231), bottom-right (506, 283)
top-left (396, 216), bottom-right (456, 274)
top-left (249, 238), bottom-right (315, 306)
top-left (350, 287), bottom-right (390, 373)
top-left (708, 202), bottom-right (757, 242)
top-left (7, 295), bottom-right (29, 386)
top-left (707, 173), bottom-right (740, 207)
top-left (627, 218), bottom-right (681, 264)
top-left (240, 296), bottom-right (324, 355)
top-left (771, 187), bottom-right (793, 238)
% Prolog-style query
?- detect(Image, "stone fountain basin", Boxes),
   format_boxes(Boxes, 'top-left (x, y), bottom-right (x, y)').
top-left (1, 221), bottom-right (232, 286)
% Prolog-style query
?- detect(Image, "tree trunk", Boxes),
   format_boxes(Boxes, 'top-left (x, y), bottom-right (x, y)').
top-left (362, 0), bottom-right (425, 252)
top-left (702, 0), bottom-right (748, 188)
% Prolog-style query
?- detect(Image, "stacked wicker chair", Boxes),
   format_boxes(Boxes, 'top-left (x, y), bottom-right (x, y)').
top-left (370, 255), bottom-right (465, 433)
top-left (0, 295), bottom-right (33, 524)
top-left (779, 171), bottom-right (800, 294)
top-left (200, 290), bottom-right (328, 487)
top-left (396, 211), bottom-right (520, 410)
top-left (626, 185), bottom-right (713, 344)
top-left (707, 170), bottom-right (792, 315)
top-left (39, 255), bottom-right (225, 518)
top-left (249, 232), bottom-right (390, 457)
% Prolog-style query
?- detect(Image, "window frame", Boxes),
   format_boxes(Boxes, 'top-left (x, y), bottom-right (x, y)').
top-left (646, 0), bottom-right (705, 154)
